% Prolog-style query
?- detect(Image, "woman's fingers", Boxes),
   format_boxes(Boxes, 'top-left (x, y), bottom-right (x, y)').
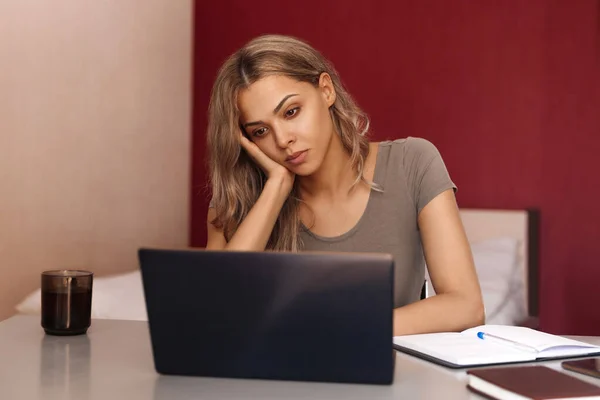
top-left (239, 132), bottom-right (278, 172)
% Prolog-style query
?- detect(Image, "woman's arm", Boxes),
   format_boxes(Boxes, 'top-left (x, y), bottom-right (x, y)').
top-left (206, 175), bottom-right (291, 251)
top-left (393, 189), bottom-right (485, 336)
top-left (206, 133), bottom-right (295, 251)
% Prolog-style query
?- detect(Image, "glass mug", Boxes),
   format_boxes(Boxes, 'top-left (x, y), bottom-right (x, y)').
top-left (41, 270), bottom-right (93, 335)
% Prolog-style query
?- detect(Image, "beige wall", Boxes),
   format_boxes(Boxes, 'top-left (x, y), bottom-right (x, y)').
top-left (0, 1), bottom-right (192, 321)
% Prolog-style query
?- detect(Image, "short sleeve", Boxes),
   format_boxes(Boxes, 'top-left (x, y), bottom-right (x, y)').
top-left (403, 137), bottom-right (457, 214)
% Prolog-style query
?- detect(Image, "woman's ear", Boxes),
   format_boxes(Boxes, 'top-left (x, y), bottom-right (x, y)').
top-left (318, 72), bottom-right (336, 107)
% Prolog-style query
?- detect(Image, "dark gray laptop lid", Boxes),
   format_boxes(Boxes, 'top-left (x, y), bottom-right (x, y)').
top-left (139, 248), bottom-right (395, 385)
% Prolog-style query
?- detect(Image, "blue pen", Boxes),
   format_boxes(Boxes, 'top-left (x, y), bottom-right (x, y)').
top-left (477, 331), bottom-right (539, 354)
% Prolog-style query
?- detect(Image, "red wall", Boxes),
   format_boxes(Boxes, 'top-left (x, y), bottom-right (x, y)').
top-left (191, 0), bottom-right (600, 335)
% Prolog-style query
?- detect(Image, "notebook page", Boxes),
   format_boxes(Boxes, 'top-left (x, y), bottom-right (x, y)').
top-left (393, 332), bottom-right (535, 366)
top-left (461, 325), bottom-right (600, 356)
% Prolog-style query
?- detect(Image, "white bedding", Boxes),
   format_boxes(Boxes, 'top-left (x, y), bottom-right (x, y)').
top-left (425, 237), bottom-right (527, 325)
top-left (17, 270), bottom-right (148, 321)
top-left (16, 237), bottom-right (528, 325)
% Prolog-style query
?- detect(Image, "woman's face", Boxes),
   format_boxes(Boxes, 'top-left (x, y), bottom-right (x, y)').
top-left (237, 73), bottom-right (337, 176)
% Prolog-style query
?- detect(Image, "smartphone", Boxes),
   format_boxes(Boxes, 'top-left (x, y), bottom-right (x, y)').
top-left (562, 358), bottom-right (600, 379)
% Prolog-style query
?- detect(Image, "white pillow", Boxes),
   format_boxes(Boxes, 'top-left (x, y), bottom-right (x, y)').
top-left (425, 237), bottom-right (527, 325)
top-left (15, 270), bottom-right (148, 321)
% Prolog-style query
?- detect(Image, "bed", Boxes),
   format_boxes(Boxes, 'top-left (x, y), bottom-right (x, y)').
top-left (452, 207), bottom-right (539, 327)
top-left (15, 208), bottom-right (540, 327)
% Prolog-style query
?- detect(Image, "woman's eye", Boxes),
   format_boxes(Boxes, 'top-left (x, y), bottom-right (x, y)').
top-left (253, 127), bottom-right (267, 137)
top-left (285, 107), bottom-right (300, 118)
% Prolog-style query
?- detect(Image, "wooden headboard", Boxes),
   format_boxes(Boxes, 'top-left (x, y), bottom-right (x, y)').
top-left (459, 208), bottom-right (540, 320)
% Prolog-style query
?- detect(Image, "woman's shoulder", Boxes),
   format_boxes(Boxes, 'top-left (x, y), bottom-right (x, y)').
top-left (376, 136), bottom-right (442, 158)
top-left (377, 136), bottom-right (437, 148)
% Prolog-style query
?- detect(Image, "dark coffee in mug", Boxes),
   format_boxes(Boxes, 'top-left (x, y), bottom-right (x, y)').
top-left (41, 270), bottom-right (93, 335)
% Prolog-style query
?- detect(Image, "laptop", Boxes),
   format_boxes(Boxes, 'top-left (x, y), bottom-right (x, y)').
top-left (138, 248), bottom-right (395, 385)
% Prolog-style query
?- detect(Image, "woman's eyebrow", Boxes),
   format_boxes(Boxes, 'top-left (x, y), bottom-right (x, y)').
top-left (273, 94), bottom-right (299, 114)
top-left (243, 93), bottom-right (299, 128)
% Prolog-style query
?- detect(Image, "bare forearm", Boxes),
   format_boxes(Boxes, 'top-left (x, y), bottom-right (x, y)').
top-left (224, 177), bottom-right (291, 251)
top-left (393, 293), bottom-right (485, 336)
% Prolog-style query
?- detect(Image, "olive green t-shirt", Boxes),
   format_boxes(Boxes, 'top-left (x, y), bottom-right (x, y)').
top-left (299, 137), bottom-right (456, 308)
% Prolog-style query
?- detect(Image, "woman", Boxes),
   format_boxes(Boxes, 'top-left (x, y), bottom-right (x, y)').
top-left (205, 34), bottom-right (484, 336)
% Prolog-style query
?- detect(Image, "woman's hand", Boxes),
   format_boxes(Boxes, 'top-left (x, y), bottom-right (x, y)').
top-left (239, 133), bottom-right (295, 194)
top-left (205, 134), bottom-right (298, 252)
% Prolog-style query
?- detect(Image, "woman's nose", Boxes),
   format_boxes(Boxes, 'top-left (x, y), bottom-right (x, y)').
top-left (274, 129), bottom-right (296, 149)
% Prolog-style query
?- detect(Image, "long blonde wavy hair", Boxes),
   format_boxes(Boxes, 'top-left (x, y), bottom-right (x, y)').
top-left (207, 34), bottom-right (371, 251)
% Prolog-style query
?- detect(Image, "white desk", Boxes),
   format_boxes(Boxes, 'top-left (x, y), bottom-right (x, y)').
top-left (1, 315), bottom-right (599, 400)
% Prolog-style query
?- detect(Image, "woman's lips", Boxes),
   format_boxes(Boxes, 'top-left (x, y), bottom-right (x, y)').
top-left (286, 150), bottom-right (308, 165)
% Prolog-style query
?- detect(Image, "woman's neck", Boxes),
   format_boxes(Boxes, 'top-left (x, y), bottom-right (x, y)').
top-left (297, 134), bottom-right (357, 202)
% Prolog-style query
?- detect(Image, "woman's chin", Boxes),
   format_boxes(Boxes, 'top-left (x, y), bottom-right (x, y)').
top-left (283, 159), bottom-right (312, 176)
top-left (290, 168), bottom-right (310, 177)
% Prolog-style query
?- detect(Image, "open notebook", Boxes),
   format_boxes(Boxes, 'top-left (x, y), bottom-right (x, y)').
top-left (393, 325), bottom-right (600, 368)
